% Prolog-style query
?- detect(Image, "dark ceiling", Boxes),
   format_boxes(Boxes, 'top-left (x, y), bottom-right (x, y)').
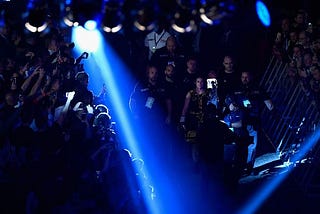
top-left (1, 0), bottom-right (318, 74)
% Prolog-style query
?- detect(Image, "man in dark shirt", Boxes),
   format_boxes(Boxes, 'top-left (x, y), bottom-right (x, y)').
top-left (150, 36), bottom-right (185, 80)
top-left (233, 71), bottom-right (274, 171)
top-left (217, 55), bottom-right (241, 114)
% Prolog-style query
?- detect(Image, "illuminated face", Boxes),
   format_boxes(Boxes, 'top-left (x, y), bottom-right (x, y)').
top-left (148, 66), bottom-right (158, 82)
top-left (241, 72), bottom-right (251, 85)
top-left (165, 65), bottom-right (174, 78)
top-left (166, 39), bottom-right (176, 53)
top-left (195, 77), bottom-right (204, 89)
top-left (223, 56), bottom-right (234, 72)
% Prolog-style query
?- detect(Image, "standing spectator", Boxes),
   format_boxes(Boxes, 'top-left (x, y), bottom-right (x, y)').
top-left (274, 16), bottom-right (292, 55)
top-left (177, 55), bottom-right (201, 105)
top-left (297, 30), bottom-right (312, 52)
top-left (223, 95), bottom-right (251, 177)
top-left (71, 71), bottom-right (94, 108)
top-left (144, 16), bottom-right (171, 61)
top-left (291, 9), bottom-right (308, 33)
top-left (217, 55), bottom-right (241, 114)
top-left (129, 64), bottom-right (171, 127)
top-left (180, 76), bottom-right (211, 167)
top-left (150, 36), bottom-right (186, 80)
top-left (163, 64), bottom-right (180, 126)
top-left (129, 64), bottom-right (172, 166)
top-left (233, 71), bottom-right (274, 172)
top-left (286, 29), bottom-right (299, 60)
top-left (309, 64), bottom-right (320, 106)
top-left (272, 16), bottom-right (296, 62)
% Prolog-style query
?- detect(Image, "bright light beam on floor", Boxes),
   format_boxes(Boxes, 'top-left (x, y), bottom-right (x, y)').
top-left (238, 126), bottom-right (320, 214)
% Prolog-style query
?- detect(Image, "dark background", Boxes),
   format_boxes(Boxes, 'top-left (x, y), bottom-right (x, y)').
top-left (1, 0), bottom-right (318, 78)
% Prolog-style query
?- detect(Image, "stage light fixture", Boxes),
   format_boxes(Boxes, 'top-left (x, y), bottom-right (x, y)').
top-left (63, 5), bottom-right (79, 27)
top-left (101, 1), bottom-right (123, 33)
top-left (171, 7), bottom-right (196, 33)
top-left (133, 6), bottom-right (155, 31)
top-left (256, 0), bottom-right (271, 27)
top-left (84, 20), bottom-right (98, 31)
top-left (199, 1), bottom-right (236, 26)
top-left (63, 0), bottom-right (101, 29)
top-left (25, 7), bottom-right (48, 33)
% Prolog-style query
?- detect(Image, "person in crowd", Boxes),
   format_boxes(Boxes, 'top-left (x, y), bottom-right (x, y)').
top-left (217, 55), bottom-right (241, 115)
top-left (286, 62), bottom-right (300, 86)
top-left (233, 71), bottom-right (274, 172)
top-left (223, 94), bottom-right (252, 177)
top-left (291, 9), bottom-right (309, 33)
top-left (1, 2), bottom-right (320, 212)
top-left (144, 16), bottom-right (171, 61)
top-left (286, 29), bottom-right (299, 59)
top-left (180, 76), bottom-right (211, 167)
top-left (163, 63), bottom-right (181, 126)
top-left (297, 30), bottom-right (312, 52)
top-left (178, 55), bottom-right (201, 99)
top-left (290, 43), bottom-right (305, 68)
top-left (129, 64), bottom-right (171, 126)
top-left (70, 71), bottom-right (94, 107)
top-left (309, 64), bottom-right (320, 105)
top-left (274, 16), bottom-right (292, 55)
top-left (129, 64), bottom-right (174, 169)
top-left (150, 35), bottom-right (186, 80)
top-left (311, 39), bottom-right (320, 63)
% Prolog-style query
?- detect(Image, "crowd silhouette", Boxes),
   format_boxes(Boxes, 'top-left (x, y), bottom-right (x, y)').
top-left (1, 2), bottom-right (320, 213)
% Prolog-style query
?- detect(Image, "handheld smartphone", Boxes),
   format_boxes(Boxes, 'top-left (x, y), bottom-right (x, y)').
top-left (243, 99), bottom-right (251, 107)
top-left (207, 78), bottom-right (217, 89)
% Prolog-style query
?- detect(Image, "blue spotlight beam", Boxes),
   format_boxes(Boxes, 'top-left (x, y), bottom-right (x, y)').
top-left (72, 27), bottom-right (186, 214)
top-left (238, 127), bottom-right (320, 214)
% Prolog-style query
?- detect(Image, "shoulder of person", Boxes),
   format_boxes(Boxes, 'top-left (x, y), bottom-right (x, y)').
top-left (163, 31), bottom-right (171, 37)
top-left (146, 31), bottom-right (156, 37)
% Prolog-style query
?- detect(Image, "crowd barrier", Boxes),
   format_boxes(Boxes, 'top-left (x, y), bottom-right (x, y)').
top-left (259, 55), bottom-right (320, 195)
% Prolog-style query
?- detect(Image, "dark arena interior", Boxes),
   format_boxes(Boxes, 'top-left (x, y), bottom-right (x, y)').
top-left (1, 0), bottom-right (320, 213)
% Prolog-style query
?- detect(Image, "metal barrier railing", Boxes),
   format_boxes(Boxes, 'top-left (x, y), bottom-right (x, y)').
top-left (260, 56), bottom-right (320, 195)
top-left (260, 57), bottom-right (320, 156)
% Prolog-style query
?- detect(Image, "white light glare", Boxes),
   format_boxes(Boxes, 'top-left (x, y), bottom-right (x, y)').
top-left (25, 22), bottom-right (48, 33)
top-left (84, 20), bottom-right (97, 31)
top-left (103, 24), bottom-right (122, 33)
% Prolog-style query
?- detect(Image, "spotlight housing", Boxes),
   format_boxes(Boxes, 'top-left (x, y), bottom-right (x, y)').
top-left (63, 0), bottom-right (101, 28)
top-left (199, 1), bottom-right (235, 26)
top-left (101, 1), bottom-right (123, 33)
top-left (25, 7), bottom-right (48, 33)
top-left (133, 5), bottom-right (155, 31)
top-left (171, 7), bottom-right (196, 33)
